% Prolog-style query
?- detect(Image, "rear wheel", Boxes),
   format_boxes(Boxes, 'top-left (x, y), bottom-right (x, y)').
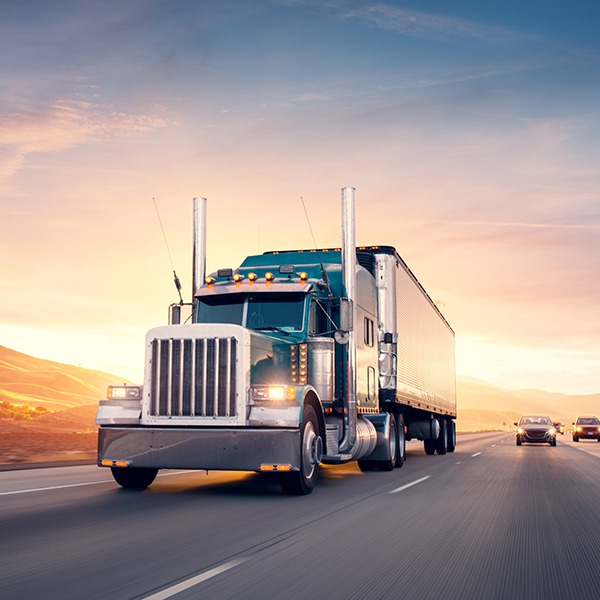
top-left (358, 413), bottom-right (397, 472)
top-left (446, 419), bottom-right (456, 453)
top-left (279, 405), bottom-right (321, 495)
top-left (424, 439), bottom-right (436, 455)
top-left (435, 418), bottom-right (448, 455)
top-left (111, 467), bottom-right (158, 490)
top-left (394, 414), bottom-right (406, 468)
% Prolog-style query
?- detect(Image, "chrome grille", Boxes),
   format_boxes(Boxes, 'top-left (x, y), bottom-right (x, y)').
top-left (150, 337), bottom-right (237, 418)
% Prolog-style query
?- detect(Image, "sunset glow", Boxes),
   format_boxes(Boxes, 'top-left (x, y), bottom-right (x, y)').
top-left (1, 1), bottom-right (598, 394)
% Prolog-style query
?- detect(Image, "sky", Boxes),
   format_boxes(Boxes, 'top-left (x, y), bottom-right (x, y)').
top-left (1, 0), bottom-right (599, 395)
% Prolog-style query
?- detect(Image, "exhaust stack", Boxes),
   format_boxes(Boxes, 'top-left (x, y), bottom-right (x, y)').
top-left (192, 197), bottom-right (207, 299)
top-left (339, 187), bottom-right (357, 453)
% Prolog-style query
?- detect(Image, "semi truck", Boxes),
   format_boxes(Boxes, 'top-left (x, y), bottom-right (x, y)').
top-left (96, 187), bottom-right (456, 494)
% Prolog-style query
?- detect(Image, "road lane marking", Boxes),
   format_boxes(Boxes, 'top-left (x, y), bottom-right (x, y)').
top-left (389, 475), bottom-right (430, 494)
top-left (0, 480), bottom-right (109, 496)
top-left (472, 452), bottom-right (482, 457)
top-left (0, 470), bottom-right (186, 496)
top-left (142, 558), bottom-right (247, 600)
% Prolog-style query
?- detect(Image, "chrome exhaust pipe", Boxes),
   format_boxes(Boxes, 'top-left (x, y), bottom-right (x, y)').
top-left (192, 197), bottom-right (207, 299)
top-left (339, 186), bottom-right (357, 453)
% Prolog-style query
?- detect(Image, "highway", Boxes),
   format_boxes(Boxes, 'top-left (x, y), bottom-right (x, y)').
top-left (2, 432), bottom-right (600, 600)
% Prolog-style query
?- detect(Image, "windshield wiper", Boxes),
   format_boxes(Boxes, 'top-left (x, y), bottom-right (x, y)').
top-left (253, 326), bottom-right (291, 336)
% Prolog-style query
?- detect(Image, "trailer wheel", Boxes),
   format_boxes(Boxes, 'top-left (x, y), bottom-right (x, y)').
top-left (435, 418), bottom-right (448, 455)
top-left (279, 405), bottom-right (321, 495)
top-left (394, 414), bottom-right (406, 468)
top-left (446, 419), bottom-right (456, 453)
top-left (111, 467), bottom-right (158, 490)
top-left (424, 439), bottom-right (436, 455)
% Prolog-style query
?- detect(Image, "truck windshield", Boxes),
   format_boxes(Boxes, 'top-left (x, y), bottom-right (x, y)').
top-left (196, 293), bottom-right (306, 332)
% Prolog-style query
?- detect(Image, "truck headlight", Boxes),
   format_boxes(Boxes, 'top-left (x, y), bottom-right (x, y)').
top-left (107, 385), bottom-right (143, 400)
top-left (251, 385), bottom-right (296, 401)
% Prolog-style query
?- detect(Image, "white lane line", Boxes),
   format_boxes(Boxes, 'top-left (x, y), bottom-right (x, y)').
top-left (142, 558), bottom-right (248, 600)
top-left (0, 480), bottom-right (109, 496)
top-left (389, 475), bottom-right (430, 494)
top-left (0, 470), bottom-right (186, 496)
top-left (472, 452), bottom-right (482, 457)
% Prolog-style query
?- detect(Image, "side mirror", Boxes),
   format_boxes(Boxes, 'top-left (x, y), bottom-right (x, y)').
top-left (513, 422), bottom-right (518, 427)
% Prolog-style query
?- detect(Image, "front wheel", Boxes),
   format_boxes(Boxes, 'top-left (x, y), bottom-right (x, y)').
top-left (279, 405), bottom-right (321, 495)
top-left (111, 467), bottom-right (158, 490)
top-left (516, 437), bottom-right (522, 446)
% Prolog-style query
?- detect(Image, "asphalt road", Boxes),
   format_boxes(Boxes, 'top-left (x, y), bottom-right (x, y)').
top-left (2, 432), bottom-right (600, 600)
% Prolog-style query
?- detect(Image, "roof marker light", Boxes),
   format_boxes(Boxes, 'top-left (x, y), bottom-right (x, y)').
top-left (248, 272), bottom-right (257, 282)
top-left (299, 272), bottom-right (308, 282)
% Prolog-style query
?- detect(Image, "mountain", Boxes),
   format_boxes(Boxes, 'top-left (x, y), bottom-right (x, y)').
top-left (455, 375), bottom-right (600, 432)
top-left (0, 345), bottom-right (129, 411)
top-left (0, 345), bottom-right (598, 464)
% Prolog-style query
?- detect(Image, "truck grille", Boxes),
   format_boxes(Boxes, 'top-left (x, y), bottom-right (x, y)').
top-left (149, 337), bottom-right (238, 418)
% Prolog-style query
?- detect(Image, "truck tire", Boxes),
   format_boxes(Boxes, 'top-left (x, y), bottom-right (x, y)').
top-left (358, 414), bottom-right (397, 472)
top-left (111, 467), bottom-right (158, 490)
top-left (446, 419), bottom-right (456, 453)
top-left (279, 405), bottom-right (321, 495)
top-left (424, 439), bottom-right (436, 455)
top-left (395, 414), bottom-right (406, 468)
top-left (435, 418), bottom-right (447, 455)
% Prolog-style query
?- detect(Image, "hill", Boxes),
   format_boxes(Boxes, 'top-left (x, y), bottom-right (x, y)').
top-left (0, 345), bottom-right (128, 464)
top-left (0, 346), bottom-right (598, 465)
top-left (0, 345), bottom-right (129, 410)
top-left (455, 376), bottom-right (600, 432)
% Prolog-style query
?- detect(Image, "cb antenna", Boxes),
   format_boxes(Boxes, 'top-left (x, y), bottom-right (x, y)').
top-left (153, 197), bottom-right (184, 305)
top-left (300, 196), bottom-right (332, 296)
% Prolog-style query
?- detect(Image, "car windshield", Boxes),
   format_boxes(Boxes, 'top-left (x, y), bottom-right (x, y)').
top-left (578, 417), bottom-right (600, 425)
top-left (196, 293), bottom-right (306, 332)
top-left (519, 416), bottom-right (551, 426)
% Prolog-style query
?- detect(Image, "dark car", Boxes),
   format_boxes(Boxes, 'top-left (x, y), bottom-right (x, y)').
top-left (553, 422), bottom-right (565, 435)
top-left (572, 416), bottom-right (600, 442)
top-left (515, 416), bottom-right (557, 446)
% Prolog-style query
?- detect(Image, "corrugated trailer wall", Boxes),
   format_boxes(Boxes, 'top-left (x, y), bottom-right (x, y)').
top-left (374, 248), bottom-right (456, 417)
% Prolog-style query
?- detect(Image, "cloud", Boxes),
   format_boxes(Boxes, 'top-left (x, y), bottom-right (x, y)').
top-left (0, 99), bottom-right (171, 184)
top-left (342, 3), bottom-right (515, 42)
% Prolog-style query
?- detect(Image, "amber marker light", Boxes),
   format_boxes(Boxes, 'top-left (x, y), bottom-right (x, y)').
top-left (232, 273), bottom-right (243, 282)
top-left (205, 275), bottom-right (215, 285)
top-left (248, 272), bottom-right (257, 282)
top-left (260, 464), bottom-right (292, 472)
top-left (265, 271), bottom-right (274, 281)
top-left (299, 272), bottom-right (308, 282)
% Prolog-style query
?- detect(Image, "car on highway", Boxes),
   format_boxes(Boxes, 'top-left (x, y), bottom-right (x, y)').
top-left (572, 416), bottom-right (600, 442)
top-left (515, 416), bottom-right (557, 446)
top-left (553, 422), bottom-right (565, 435)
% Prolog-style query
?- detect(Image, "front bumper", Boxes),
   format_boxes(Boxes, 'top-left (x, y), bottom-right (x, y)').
top-left (98, 426), bottom-right (301, 472)
top-left (518, 431), bottom-right (555, 443)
